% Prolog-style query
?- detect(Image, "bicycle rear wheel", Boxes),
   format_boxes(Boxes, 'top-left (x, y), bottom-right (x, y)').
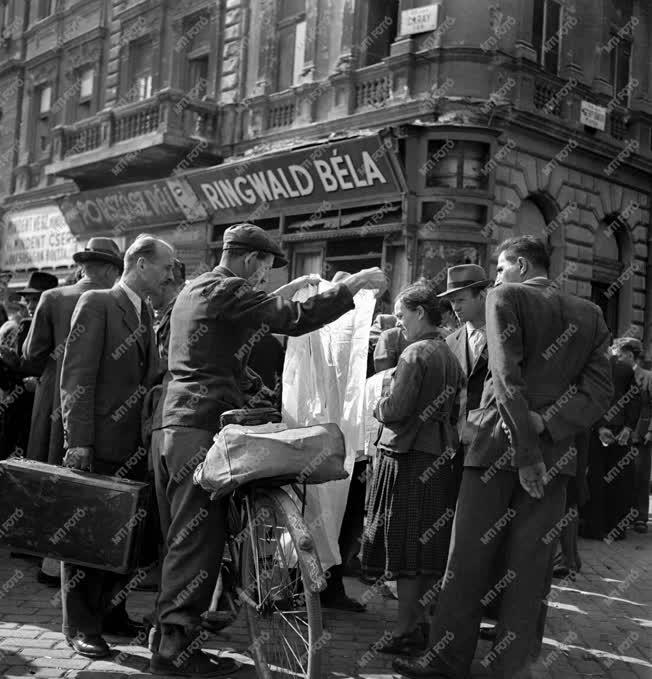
top-left (240, 489), bottom-right (324, 679)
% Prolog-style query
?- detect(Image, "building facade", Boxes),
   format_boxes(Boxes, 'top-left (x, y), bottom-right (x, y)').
top-left (0, 0), bottom-right (651, 345)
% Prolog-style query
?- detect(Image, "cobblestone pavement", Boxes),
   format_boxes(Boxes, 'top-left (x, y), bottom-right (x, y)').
top-left (0, 527), bottom-right (650, 679)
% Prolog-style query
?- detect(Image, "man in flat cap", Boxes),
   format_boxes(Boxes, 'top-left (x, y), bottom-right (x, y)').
top-left (150, 223), bottom-right (386, 677)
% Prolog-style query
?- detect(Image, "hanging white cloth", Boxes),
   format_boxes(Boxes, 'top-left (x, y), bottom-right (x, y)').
top-left (282, 282), bottom-right (376, 570)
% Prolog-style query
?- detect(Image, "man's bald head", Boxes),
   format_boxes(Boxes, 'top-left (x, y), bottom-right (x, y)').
top-left (122, 234), bottom-right (175, 307)
top-left (124, 235), bottom-right (174, 273)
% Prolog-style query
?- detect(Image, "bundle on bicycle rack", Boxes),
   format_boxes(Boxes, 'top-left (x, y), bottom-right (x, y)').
top-left (193, 421), bottom-right (348, 497)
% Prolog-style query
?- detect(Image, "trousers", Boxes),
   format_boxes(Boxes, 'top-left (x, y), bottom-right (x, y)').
top-left (151, 426), bottom-right (227, 649)
top-left (427, 468), bottom-right (567, 678)
top-left (61, 459), bottom-right (137, 637)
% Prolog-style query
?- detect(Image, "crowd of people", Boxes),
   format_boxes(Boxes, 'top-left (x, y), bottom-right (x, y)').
top-left (0, 227), bottom-right (650, 679)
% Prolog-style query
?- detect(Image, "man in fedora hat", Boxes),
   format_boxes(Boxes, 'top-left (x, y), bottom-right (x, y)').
top-left (150, 222), bottom-right (386, 676)
top-left (438, 264), bottom-right (492, 454)
top-left (23, 238), bottom-right (123, 466)
top-left (20, 239), bottom-right (123, 587)
top-left (394, 236), bottom-right (612, 679)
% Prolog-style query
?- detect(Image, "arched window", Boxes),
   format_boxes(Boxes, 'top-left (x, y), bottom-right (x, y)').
top-left (591, 218), bottom-right (626, 336)
top-left (513, 197), bottom-right (564, 278)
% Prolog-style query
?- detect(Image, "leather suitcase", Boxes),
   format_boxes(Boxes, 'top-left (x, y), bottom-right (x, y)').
top-left (0, 459), bottom-right (149, 574)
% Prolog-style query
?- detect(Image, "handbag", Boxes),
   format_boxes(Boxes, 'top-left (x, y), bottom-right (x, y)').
top-left (193, 422), bottom-right (348, 498)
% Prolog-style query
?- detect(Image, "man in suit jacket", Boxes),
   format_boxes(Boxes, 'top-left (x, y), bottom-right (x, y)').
top-left (60, 235), bottom-right (174, 660)
top-left (150, 223), bottom-right (386, 677)
top-left (394, 236), bottom-right (613, 679)
top-left (438, 266), bottom-right (491, 486)
top-left (23, 238), bottom-right (123, 465)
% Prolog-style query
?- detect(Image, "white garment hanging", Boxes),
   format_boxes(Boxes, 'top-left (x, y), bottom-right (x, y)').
top-left (282, 282), bottom-right (376, 570)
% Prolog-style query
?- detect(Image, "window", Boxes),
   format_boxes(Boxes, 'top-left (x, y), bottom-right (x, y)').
top-left (182, 12), bottom-right (211, 97)
top-left (359, 0), bottom-right (399, 67)
top-left (34, 84), bottom-right (52, 157)
top-left (276, 0), bottom-right (305, 91)
top-left (187, 55), bottom-right (208, 97)
top-left (32, 0), bottom-right (52, 23)
top-left (532, 0), bottom-right (562, 74)
top-left (425, 140), bottom-right (490, 191)
top-left (74, 67), bottom-right (94, 120)
top-left (610, 36), bottom-right (632, 99)
top-left (128, 40), bottom-right (153, 102)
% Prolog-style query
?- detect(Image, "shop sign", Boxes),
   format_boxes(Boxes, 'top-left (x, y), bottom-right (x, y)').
top-left (0, 205), bottom-right (83, 270)
top-left (183, 134), bottom-right (404, 222)
top-left (59, 177), bottom-right (207, 235)
top-left (401, 5), bottom-right (440, 36)
top-left (580, 101), bottom-right (606, 131)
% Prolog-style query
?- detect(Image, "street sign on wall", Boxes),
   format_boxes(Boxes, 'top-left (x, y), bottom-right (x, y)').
top-left (400, 4), bottom-right (440, 36)
top-left (580, 101), bottom-right (607, 131)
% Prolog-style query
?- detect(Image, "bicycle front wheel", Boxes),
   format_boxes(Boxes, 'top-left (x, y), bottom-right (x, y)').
top-left (240, 489), bottom-right (324, 679)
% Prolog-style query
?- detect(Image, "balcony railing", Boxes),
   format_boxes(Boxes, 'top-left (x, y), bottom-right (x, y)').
top-left (354, 64), bottom-right (391, 110)
top-left (62, 120), bottom-right (103, 157)
top-left (533, 75), bottom-right (563, 117)
top-left (52, 88), bottom-right (221, 163)
top-left (267, 92), bottom-right (296, 129)
top-left (114, 101), bottom-right (160, 143)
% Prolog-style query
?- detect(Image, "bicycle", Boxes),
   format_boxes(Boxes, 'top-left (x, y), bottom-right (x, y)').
top-left (200, 407), bottom-right (328, 679)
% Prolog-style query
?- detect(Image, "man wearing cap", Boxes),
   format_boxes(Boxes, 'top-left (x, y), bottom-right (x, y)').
top-left (150, 223), bottom-right (386, 677)
top-left (22, 238), bottom-right (123, 466)
top-left (394, 236), bottom-right (613, 679)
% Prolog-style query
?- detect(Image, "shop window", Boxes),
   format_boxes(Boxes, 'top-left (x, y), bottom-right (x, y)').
top-left (127, 39), bottom-right (153, 102)
top-left (324, 237), bottom-right (383, 279)
top-left (610, 36), bottom-right (632, 100)
top-left (416, 242), bottom-right (483, 292)
top-left (425, 140), bottom-right (490, 191)
top-left (293, 248), bottom-right (324, 278)
top-left (33, 84), bottom-right (52, 158)
top-left (276, 0), bottom-right (306, 92)
top-left (532, 0), bottom-right (562, 74)
top-left (359, 0), bottom-right (399, 67)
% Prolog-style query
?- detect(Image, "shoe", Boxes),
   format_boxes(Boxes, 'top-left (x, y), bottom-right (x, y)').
top-left (103, 612), bottom-right (145, 637)
top-left (342, 556), bottom-right (362, 577)
top-left (37, 570), bottom-right (61, 587)
top-left (150, 651), bottom-right (239, 677)
top-left (66, 634), bottom-right (110, 659)
top-left (634, 522), bottom-right (648, 534)
top-left (320, 592), bottom-right (366, 612)
top-left (552, 565), bottom-right (570, 579)
top-left (392, 654), bottom-right (452, 678)
top-left (377, 627), bottom-right (427, 655)
top-left (478, 625), bottom-right (497, 641)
